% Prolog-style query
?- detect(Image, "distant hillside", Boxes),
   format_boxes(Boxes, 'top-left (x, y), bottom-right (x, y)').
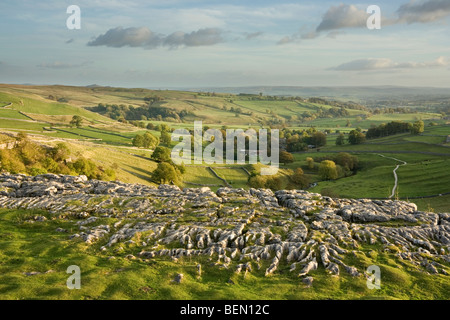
top-left (179, 86), bottom-right (450, 102)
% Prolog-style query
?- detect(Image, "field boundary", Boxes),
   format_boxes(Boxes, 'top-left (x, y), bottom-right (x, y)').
top-left (51, 127), bottom-right (102, 140)
top-left (208, 167), bottom-right (231, 187)
top-left (305, 150), bottom-right (450, 156)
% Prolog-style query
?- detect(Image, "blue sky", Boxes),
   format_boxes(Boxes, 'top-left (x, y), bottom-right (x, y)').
top-left (0, 0), bottom-right (449, 88)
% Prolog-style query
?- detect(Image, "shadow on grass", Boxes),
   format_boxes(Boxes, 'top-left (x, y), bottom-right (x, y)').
top-left (123, 165), bottom-right (154, 183)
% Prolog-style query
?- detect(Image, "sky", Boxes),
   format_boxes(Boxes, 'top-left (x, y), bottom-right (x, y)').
top-left (0, 0), bottom-right (449, 88)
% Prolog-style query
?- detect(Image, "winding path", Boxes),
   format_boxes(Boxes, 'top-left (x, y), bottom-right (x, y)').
top-left (378, 154), bottom-right (407, 199)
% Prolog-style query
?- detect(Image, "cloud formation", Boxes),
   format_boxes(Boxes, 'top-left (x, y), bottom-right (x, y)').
top-left (316, 4), bottom-right (368, 32)
top-left (245, 32), bottom-right (264, 40)
top-left (331, 57), bottom-right (449, 71)
top-left (88, 27), bottom-right (224, 49)
top-left (280, 1), bottom-right (450, 44)
top-left (164, 28), bottom-right (223, 48)
top-left (278, 4), bottom-right (370, 44)
top-left (397, 0), bottom-right (450, 24)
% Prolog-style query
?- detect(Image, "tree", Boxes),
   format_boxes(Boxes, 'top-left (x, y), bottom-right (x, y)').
top-left (142, 132), bottom-right (159, 149)
top-left (132, 134), bottom-right (144, 148)
top-left (411, 120), bottom-right (424, 135)
top-left (70, 115), bottom-right (83, 128)
top-left (151, 146), bottom-right (171, 162)
top-left (319, 160), bottom-right (338, 180)
top-left (306, 157), bottom-right (315, 170)
top-left (160, 130), bottom-right (171, 145)
top-left (311, 131), bottom-right (327, 147)
top-left (334, 152), bottom-right (358, 171)
top-left (280, 151), bottom-right (294, 164)
top-left (151, 162), bottom-right (180, 184)
top-left (348, 130), bottom-right (366, 145)
top-left (336, 133), bottom-right (345, 146)
top-left (160, 124), bottom-right (170, 132)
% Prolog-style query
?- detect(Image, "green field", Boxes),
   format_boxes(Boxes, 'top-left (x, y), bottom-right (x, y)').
top-left (0, 119), bottom-right (47, 131)
top-left (0, 109), bottom-right (30, 120)
top-left (182, 166), bottom-right (224, 187)
top-left (214, 167), bottom-right (250, 189)
top-left (0, 91), bottom-right (108, 120)
top-left (51, 127), bottom-right (133, 146)
top-left (0, 84), bottom-right (448, 212)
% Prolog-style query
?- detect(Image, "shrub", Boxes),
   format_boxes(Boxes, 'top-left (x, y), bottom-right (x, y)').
top-left (248, 174), bottom-right (283, 191)
top-left (289, 168), bottom-right (310, 189)
top-left (50, 143), bottom-right (70, 162)
top-left (319, 160), bottom-right (338, 180)
top-left (29, 167), bottom-right (48, 176)
top-left (321, 188), bottom-right (339, 198)
top-left (280, 151), bottom-right (294, 164)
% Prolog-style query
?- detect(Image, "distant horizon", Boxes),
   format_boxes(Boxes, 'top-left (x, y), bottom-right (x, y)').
top-left (3, 82), bottom-right (450, 90)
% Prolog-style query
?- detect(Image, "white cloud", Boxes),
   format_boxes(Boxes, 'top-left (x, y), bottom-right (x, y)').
top-left (316, 4), bottom-right (368, 32)
top-left (331, 57), bottom-right (449, 71)
top-left (397, 0), bottom-right (450, 24)
top-left (87, 27), bottom-right (162, 48)
top-left (88, 26), bottom-right (224, 49)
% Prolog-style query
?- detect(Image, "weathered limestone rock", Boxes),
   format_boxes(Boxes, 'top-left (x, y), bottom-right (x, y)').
top-left (0, 173), bottom-right (447, 281)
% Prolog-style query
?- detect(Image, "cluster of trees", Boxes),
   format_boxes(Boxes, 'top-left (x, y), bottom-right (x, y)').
top-left (366, 121), bottom-right (417, 139)
top-left (289, 107), bottom-right (350, 123)
top-left (306, 98), bottom-right (367, 111)
top-left (248, 174), bottom-right (284, 191)
top-left (132, 132), bottom-right (159, 149)
top-left (348, 129), bottom-right (366, 145)
top-left (132, 123), bottom-right (173, 149)
top-left (248, 169), bottom-right (310, 191)
top-left (247, 165), bottom-right (310, 191)
top-left (88, 103), bottom-right (192, 123)
top-left (370, 106), bottom-right (420, 115)
top-left (335, 129), bottom-right (367, 146)
top-left (283, 128), bottom-right (327, 152)
top-left (310, 153), bottom-right (359, 180)
top-left (0, 133), bottom-right (116, 180)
